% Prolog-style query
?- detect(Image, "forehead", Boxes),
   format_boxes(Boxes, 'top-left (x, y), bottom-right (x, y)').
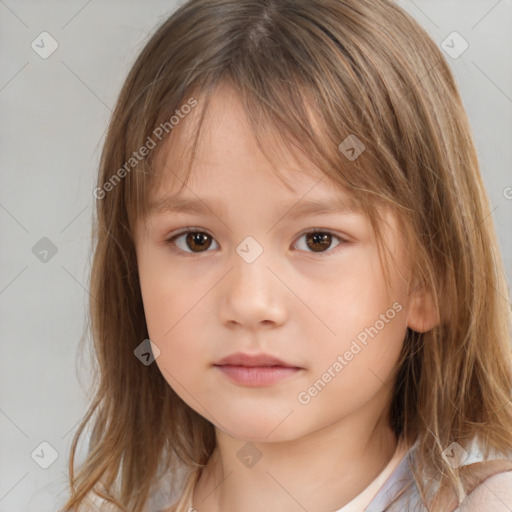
top-left (147, 82), bottom-right (361, 211)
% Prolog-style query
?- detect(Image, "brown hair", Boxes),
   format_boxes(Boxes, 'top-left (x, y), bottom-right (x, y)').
top-left (61, 0), bottom-right (512, 510)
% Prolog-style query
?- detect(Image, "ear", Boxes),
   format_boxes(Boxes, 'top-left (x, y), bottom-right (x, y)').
top-left (407, 281), bottom-right (440, 333)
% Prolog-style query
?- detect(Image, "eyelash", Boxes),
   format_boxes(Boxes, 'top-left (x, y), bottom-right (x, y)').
top-left (164, 228), bottom-right (349, 257)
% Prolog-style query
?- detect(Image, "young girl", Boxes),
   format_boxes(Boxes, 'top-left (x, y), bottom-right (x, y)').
top-left (62, 0), bottom-right (512, 510)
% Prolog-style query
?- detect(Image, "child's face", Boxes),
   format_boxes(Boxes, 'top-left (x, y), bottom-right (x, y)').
top-left (134, 84), bottom-right (420, 442)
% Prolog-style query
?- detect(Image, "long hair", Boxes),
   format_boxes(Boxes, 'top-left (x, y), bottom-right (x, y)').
top-left (61, 0), bottom-right (512, 509)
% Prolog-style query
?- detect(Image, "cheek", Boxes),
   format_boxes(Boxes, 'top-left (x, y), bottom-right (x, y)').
top-left (136, 251), bottom-right (216, 386)
top-left (303, 250), bottom-right (409, 393)
top-left (137, 245), bottom-right (206, 335)
top-left (141, 275), bottom-right (210, 399)
top-left (301, 247), bottom-right (408, 340)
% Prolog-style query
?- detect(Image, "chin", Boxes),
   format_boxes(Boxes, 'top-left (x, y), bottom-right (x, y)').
top-left (212, 411), bottom-right (303, 443)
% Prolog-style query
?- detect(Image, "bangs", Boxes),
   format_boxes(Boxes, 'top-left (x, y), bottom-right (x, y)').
top-left (129, 74), bottom-right (404, 228)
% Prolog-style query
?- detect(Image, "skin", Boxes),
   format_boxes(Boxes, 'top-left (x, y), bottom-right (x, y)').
top-left (134, 82), bottom-right (437, 512)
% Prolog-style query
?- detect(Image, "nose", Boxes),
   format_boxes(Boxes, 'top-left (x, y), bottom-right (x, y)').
top-left (219, 251), bottom-right (288, 330)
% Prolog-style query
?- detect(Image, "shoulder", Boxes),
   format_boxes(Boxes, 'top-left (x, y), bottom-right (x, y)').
top-left (457, 470), bottom-right (512, 511)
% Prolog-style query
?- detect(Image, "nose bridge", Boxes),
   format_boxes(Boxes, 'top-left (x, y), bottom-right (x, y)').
top-left (219, 235), bottom-right (287, 328)
top-left (231, 235), bottom-right (274, 297)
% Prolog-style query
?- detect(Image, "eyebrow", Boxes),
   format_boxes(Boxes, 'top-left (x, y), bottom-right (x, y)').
top-left (148, 194), bottom-right (363, 219)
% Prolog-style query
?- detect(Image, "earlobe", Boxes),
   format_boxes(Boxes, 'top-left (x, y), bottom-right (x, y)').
top-left (406, 285), bottom-right (440, 333)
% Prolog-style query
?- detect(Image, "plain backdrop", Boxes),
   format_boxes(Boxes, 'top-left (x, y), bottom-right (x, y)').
top-left (1, 1), bottom-right (511, 510)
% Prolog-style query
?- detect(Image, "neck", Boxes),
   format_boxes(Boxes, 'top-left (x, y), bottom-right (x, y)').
top-left (191, 400), bottom-right (400, 512)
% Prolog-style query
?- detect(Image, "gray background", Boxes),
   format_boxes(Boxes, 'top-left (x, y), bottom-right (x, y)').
top-left (0, 1), bottom-right (511, 510)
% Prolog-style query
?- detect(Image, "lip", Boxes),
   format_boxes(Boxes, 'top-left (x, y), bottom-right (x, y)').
top-left (215, 365), bottom-right (302, 386)
top-left (213, 352), bottom-right (303, 387)
top-left (214, 352), bottom-right (299, 368)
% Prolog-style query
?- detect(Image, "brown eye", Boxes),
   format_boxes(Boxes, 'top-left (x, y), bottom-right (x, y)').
top-left (295, 230), bottom-right (344, 254)
top-left (184, 232), bottom-right (213, 252)
top-left (166, 230), bottom-right (218, 254)
top-left (305, 232), bottom-right (333, 252)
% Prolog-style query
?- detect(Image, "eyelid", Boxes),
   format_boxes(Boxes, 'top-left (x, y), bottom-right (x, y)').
top-left (296, 228), bottom-right (351, 243)
top-left (164, 226), bottom-right (351, 257)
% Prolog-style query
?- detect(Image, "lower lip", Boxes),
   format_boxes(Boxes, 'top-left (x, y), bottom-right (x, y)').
top-left (215, 365), bottom-right (302, 386)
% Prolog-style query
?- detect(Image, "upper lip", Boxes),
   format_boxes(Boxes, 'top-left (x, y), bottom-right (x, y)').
top-left (214, 352), bottom-right (301, 368)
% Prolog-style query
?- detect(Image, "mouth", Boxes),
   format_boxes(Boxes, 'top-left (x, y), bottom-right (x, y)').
top-left (213, 352), bottom-right (304, 387)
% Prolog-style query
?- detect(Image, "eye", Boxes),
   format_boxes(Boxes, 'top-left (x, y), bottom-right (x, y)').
top-left (164, 228), bottom-right (347, 256)
top-left (294, 230), bottom-right (345, 255)
top-left (165, 228), bottom-right (219, 255)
